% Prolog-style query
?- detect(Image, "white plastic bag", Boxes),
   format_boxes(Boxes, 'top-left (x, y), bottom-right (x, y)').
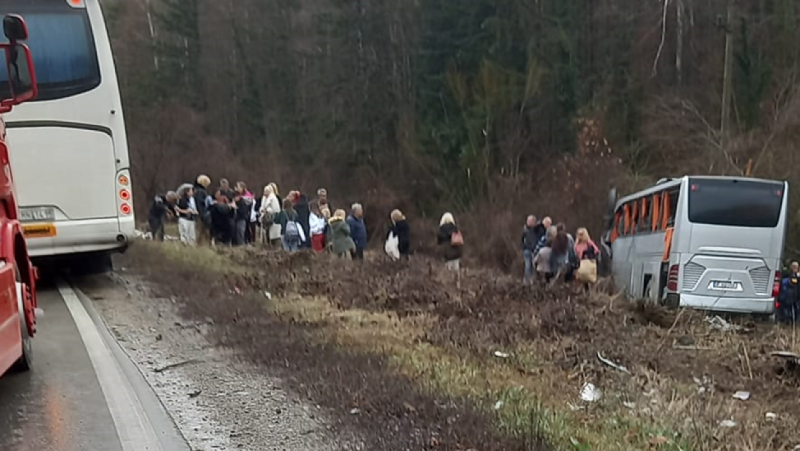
top-left (385, 232), bottom-right (400, 260)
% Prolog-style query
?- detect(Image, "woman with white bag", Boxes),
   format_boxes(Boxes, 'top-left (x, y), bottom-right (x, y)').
top-left (385, 209), bottom-right (410, 260)
top-left (574, 227), bottom-right (600, 285)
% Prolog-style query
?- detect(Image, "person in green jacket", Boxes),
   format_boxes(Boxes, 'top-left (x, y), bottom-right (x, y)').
top-left (327, 209), bottom-right (356, 258)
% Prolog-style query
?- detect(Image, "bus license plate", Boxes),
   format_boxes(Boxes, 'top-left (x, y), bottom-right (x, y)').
top-left (709, 280), bottom-right (742, 291)
top-left (22, 224), bottom-right (57, 238)
top-left (19, 207), bottom-right (55, 223)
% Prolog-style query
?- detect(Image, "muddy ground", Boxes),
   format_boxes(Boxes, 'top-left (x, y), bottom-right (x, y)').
top-left (118, 242), bottom-right (800, 451)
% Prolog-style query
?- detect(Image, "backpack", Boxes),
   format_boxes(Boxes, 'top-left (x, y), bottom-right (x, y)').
top-left (285, 220), bottom-right (301, 242)
top-left (450, 231), bottom-right (464, 247)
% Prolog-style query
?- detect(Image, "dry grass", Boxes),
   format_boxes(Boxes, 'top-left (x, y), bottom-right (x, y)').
top-left (120, 242), bottom-right (800, 451)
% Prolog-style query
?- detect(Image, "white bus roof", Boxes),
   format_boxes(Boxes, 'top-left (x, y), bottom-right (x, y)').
top-left (616, 175), bottom-right (787, 209)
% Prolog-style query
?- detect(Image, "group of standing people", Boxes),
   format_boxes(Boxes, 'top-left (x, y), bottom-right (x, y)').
top-left (521, 215), bottom-right (600, 285)
top-left (148, 175), bottom-right (374, 259)
top-left (148, 174), bottom-right (467, 270)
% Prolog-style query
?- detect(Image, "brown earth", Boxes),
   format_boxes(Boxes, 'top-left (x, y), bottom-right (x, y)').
top-left (119, 243), bottom-right (800, 450)
top-left (118, 244), bottom-right (540, 451)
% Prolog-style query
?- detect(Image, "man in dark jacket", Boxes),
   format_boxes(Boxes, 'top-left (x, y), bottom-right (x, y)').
top-left (778, 262), bottom-right (800, 324)
top-left (209, 190), bottom-right (235, 246)
top-left (347, 203), bottom-right (367, 259)
top-left (522, 215), bottom-right (539, 282)
top-left (294, 192), bottom-right (312, 249)
top-left (232, 191), bottom-right (252, 246)
top-left (148, 191), bottom-right (177, 241)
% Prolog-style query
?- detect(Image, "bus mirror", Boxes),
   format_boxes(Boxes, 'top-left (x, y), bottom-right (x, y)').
top-left (3, 15), bottom-right (28, 42)
top-left (0, 42), bottom-right (37, 112)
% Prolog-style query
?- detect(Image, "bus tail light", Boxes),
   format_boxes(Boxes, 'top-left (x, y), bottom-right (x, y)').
top-left (120, 203), bottom-right (132, 215)
top-left (772, 271), bottom-right (781, 298)
top-left (666, 264), bottom-right (679, 292)
top-left (119, 189), bottom-right (131, 201)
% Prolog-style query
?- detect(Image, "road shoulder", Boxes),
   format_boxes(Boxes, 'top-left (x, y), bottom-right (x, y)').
top-left (76, 273), bottom-right (350, 451)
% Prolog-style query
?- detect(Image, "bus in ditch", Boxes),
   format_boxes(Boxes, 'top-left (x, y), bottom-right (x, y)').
top-left (0, 0), bottom-right (133, 271)
top-left (605, 176), bottom-right (788, 316)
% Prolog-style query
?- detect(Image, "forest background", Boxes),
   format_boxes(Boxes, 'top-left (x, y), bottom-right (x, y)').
top-left (105, 0), bottom-right (800, 271)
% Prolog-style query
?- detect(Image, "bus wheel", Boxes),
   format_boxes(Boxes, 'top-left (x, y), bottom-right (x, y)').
top-left (12, 266), bottom-right (32, 372)
top-left (72, 252), bottom-right (113, 276)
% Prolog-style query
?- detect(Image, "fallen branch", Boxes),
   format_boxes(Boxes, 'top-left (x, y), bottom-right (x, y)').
top-left (154, 358), bottom-right (203, 373)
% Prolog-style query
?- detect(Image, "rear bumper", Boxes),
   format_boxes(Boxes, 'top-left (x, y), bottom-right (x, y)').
top-left (25, 217), bottom-right (134, 258)
top-left (677, 293), bottom-right (775, 315)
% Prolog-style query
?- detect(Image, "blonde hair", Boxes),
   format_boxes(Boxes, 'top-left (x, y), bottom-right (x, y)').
top-left (439, 212), bottom-right (455, 226)
top-left (268, 182), bottom-right (279, 197)
top-left (576, 227), bottom-right (591, 243)
top-left (391, 209), bottom-right (405, 223)
top-left (263, 185), bottom-right (272, 196)
top-left (196, 174), bottom-right (211, 188)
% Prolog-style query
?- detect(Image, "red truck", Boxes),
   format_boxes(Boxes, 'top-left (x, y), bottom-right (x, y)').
top-left (0, 14), bottom-right (39, 377)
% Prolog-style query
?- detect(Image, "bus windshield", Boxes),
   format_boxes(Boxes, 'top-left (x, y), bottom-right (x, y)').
top-left (688, 178), bottom-right (784, 228)
top-left (0, 1), bottom-right (100, 101)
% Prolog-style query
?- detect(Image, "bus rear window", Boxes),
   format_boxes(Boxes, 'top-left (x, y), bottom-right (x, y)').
top-left (0, 1), bottom-right (100, 101)
top-left (688, 179), bottom-right (784, 228)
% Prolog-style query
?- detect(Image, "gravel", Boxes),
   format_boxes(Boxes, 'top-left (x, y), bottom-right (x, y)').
top-left (80, 274), bottom-right (358, 451)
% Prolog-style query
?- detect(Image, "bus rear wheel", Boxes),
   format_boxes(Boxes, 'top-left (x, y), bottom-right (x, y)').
top-left (71, 251), bottom-right (113, 276)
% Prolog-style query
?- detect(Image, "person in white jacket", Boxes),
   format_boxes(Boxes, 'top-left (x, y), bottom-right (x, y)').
top-left (259, 183), bottom-right (282, 246)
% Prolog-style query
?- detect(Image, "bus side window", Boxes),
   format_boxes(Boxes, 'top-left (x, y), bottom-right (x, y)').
top-left (661, 191), bottom-right (671, 230)
top-left (651, 194), bottom-right (661, 232)
top-left (639, 197), bottom-right (649, 233)
top-left (631, 201), bottom-right (639, 235)
top-left (624, 204), bottom-right (631, 235)
top-left (667, 189), bottom-right (679, 227)
top-left (612, 211), bottom-right (622, 242)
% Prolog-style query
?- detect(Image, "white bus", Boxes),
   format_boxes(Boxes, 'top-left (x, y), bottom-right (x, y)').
top-left (606, 176), bottom-right (788, 316)
top-left (0, 0), bottom-right (133, 271)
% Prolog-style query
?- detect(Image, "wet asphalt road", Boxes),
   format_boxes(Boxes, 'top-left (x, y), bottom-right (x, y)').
top-left (0, 283), bottom-right (189, 451)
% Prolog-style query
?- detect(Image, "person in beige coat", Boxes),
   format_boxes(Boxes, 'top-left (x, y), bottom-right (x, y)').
top-left (259, 183), bottom-right (282, 246)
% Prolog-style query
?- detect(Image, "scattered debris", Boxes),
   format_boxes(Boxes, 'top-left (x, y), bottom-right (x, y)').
top-left (766, 412), bottom-right (778, 421)
top-left (493, 351), bottom-right (510, 359)
top-left (597, 351), bottom-right (631, 374)
top-left (719, 419), bottom-right (737, 428)
top-left (705, 316), bottom-right (745, 333)
top-left (493, 401), bottom-right (504, 410)
top-left (732, 391), bottom-right (750, 401)
top-left (188, 389), bottom-right (202, 398)
top-left (693, 375), bottom-right (713, 394)
top-left (771, 351), bottom-right (800, 365)
top-left (264, 291), bottom-right (273, 300)
top-left (349, 408), bottom-right (361, 415)
top-left (579, 383), bottom-right (601, 402)
top-left (622, 401), bottom-right (636, 410)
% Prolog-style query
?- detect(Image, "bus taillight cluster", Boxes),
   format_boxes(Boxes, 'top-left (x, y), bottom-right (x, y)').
top-left (117, 172), bottom-right (132, 215)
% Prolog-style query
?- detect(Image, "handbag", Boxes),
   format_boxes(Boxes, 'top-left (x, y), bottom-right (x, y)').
top-left (576, 259), bottom-right (598, 284)
top-left (385, 232), bottom-right (400, 260)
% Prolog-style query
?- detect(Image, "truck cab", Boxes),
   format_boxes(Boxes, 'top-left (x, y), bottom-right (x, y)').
top-left (0, 14), bottom-right (40, 377)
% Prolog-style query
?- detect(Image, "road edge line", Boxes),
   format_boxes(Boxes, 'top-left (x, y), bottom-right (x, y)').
top-left (57, 279), bottom-right (163, 451)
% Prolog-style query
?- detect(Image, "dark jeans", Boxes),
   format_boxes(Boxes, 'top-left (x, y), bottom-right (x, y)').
top-left (352, 248), bottom-right (364, 260)
top-left (148, 217), bottom-right (165, 241)
top-left (234, 219), bottom-right (247, 246)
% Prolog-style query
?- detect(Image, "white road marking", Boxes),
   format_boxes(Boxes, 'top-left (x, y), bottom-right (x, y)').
top-left (57, 280), bottom-right (163, 451)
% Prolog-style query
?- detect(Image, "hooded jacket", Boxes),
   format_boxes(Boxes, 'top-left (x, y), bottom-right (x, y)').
top-left (328, 217), bottom-right (356, 255)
